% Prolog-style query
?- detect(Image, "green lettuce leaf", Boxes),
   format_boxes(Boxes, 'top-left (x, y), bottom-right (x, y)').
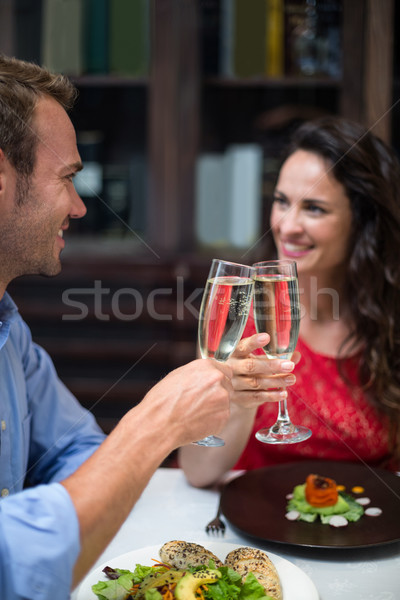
top-left (240, 572), bottom-right (275, 600)
top-left (92, 560), bottom-right (275, 600)
top-left (92, 571), bottom-right (135, 600)
top-left (91, 564), bottom-right (168, 600)
top-left (144, 590), bottom-right (163, 600)
top-left (197, 565), bottom-right (273, 600)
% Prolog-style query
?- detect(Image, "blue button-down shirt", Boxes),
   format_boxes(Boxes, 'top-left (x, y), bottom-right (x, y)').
top-left (0, 293), bottom-right (106, 599)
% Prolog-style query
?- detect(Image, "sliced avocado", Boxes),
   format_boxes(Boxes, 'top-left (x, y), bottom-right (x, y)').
top-left (175, 569), bottom-right (221, 600)
top-left (137, 569), bottom-right (183, 597)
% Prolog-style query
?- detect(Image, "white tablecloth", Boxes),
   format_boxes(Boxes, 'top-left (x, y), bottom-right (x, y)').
top-left (72, 467), bottom-right (400, 599)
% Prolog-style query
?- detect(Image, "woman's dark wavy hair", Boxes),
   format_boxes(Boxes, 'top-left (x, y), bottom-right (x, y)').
top-left (275, 117), bottom-right (400, 439)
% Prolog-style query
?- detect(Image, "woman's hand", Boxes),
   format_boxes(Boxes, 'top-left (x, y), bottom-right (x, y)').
top-left (179, 333), bottom-right (301, 488)
top-left (227, 333), bottom-right (301, 410)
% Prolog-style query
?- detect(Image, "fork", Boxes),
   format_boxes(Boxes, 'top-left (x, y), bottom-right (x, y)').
top-left (205, 501), bottom-right (226, 534)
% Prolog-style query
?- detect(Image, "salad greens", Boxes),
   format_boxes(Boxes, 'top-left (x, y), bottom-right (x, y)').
top-left (92, 560), bottom-right (275, 600)
top-left (287, 483), bottom-right (364, 524)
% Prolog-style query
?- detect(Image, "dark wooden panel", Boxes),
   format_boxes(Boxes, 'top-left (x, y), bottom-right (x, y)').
top-left (340, 0), bottom-right (366, 122)
top-left (8, 255), bottom-right (210, 433)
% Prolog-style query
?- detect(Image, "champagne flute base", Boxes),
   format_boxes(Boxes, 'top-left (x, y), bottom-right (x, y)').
top-left (256, 424), bottom-right (311, 445)
top-left (193, 435), bottom-right (225, 447)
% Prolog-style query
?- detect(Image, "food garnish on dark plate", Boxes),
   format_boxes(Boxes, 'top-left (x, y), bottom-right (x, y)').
top-left (285, 473), bottom-right (382, 527)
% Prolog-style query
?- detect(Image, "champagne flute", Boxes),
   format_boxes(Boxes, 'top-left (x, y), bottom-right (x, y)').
top-left (196, 259), bottom-right (255, 446)
top-left (252, 260), bottom-right (311, 444)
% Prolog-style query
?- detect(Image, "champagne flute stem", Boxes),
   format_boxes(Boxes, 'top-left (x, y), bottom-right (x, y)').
top-left (268, 397), bottom-right (298, 436)
top-left (276, 397), bottom-right (292, 426)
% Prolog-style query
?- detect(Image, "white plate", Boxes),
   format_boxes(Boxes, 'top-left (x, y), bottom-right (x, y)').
top-left (75, 541), bottom-right (319, 600)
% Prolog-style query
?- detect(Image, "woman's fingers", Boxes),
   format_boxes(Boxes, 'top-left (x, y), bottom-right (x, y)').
top-left (231, 368), bottom-right (296, 392)
top-left (234, 333), bottom-right (270, 356)
top-left (292, 350), bottom-right (301, 365)
top-left (228, 334), bottom-right (302, 406)
top-left (232, 388), bottom-right (289, 409)
top-left (230, 351), bottom-right (295, 378)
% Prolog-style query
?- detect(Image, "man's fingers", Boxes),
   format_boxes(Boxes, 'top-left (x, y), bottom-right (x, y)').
top-left (207, 358), bottom-right (233, 380)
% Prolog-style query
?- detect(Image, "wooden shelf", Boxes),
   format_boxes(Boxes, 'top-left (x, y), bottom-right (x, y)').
top-left (70, 75), bottom-right (149, 88)
top-left (2, 0), bottom-right (396, 435)
top-left (204, 76), bottom-right (342, 89)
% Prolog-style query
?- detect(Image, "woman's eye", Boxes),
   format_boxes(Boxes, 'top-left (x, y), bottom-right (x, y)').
top-left (272, 195), bottom-right (288, 207)
top-left (305, 203), bottom-right (326, 214)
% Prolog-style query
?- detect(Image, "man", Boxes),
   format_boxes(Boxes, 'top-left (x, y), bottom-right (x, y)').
top-left (0, 54), bottom-right (233, 599)
top-left (0, 54), bottom-right (296, 600)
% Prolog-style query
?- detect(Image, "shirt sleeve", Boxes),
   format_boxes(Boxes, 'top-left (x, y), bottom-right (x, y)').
top-left (0, 483), bottom-right (80, 600)
top-left (17, 318), bottom-right (106, 485)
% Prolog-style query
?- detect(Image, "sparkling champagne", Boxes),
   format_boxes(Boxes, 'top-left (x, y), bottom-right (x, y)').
top-left (199, 276), bottom-right (253, 362)
top-left (253, 275), bottom-right (300, 359)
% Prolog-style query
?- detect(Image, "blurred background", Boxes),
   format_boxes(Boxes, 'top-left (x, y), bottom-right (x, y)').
top-left (0, 0), bottom-right (398, 435)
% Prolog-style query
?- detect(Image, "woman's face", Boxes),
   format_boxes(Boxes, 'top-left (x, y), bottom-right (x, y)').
top-left (270, 150), bottom-right (353, 279)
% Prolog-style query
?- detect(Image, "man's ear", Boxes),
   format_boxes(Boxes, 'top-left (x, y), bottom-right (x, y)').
top-left (0, 148), bottom-right (10, 192)
top-left (0, 149), bottom-right (5, 191)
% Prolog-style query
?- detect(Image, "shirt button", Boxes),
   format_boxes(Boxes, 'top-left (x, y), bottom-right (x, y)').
top-left (1, 488), bottom-right (9, 497)
top-left (1, 420), bottom-right (6, 431)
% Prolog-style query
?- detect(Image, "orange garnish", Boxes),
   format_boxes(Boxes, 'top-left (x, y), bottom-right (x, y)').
top-left (351, 486), bottom-right (364, 494)
top-left (151, 558), bottom-right (172, 569)
top-left (305, 474), bottom-right (339, 507)
top-left (159, 582), bottom-right (178, 600)
top-left (336, 484), bottom-right (346, 492)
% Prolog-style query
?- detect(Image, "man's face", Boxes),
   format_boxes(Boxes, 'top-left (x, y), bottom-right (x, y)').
top-left (0, 96), bottom-right (86, 285)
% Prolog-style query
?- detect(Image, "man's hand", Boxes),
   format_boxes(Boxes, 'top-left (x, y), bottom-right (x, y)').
top-left (141, 358), bottom-right (232, 447)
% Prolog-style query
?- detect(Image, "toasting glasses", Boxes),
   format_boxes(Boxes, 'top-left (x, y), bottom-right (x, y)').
top-left (252, 260), bottom-right (312, 444)
top-left (196, 259), bottom-right (255, 446)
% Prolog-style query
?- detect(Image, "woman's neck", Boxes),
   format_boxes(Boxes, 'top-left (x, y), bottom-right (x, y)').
top-left (298, 271), bottom-right (347, 323)
top-left (298, 271), bottom-right (355, 356)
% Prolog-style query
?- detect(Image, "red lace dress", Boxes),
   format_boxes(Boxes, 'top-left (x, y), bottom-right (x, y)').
top-left (234, 316), bottom-right (391, 470)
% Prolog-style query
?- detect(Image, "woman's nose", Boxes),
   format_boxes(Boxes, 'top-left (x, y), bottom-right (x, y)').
top-left (274, 205), bottom-right (303, 236)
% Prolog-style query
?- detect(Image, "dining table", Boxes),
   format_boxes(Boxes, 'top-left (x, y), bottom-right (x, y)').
top-left (72, 467), bottom-right (400, 600)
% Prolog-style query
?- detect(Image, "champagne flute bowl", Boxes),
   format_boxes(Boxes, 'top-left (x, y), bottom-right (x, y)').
top-left (196, 259), bottom-right (255, 446)
top-left (252, 259), bottom-right (311, 444)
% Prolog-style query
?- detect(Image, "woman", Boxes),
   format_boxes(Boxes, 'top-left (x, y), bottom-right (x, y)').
top-left (179, 116), bottom-right (400, 487)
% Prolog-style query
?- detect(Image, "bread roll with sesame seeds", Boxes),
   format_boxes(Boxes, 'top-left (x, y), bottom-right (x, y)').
top-left (224, 546), bottom-right (282, 600)
top-left (159, 540), bottom-right (223, 569)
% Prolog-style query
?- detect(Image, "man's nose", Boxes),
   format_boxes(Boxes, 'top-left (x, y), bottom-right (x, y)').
top-left (70, 189), bottom-right (87, 219)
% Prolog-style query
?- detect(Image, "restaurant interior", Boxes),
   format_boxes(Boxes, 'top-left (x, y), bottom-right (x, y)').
top-left (1, 0), bottom-right (397, 442)
top-left (1, 2), bottom-right (400, 599)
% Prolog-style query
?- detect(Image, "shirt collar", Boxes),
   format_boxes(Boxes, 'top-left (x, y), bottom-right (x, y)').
top-left (0, 292), bottom-right (19, 325)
